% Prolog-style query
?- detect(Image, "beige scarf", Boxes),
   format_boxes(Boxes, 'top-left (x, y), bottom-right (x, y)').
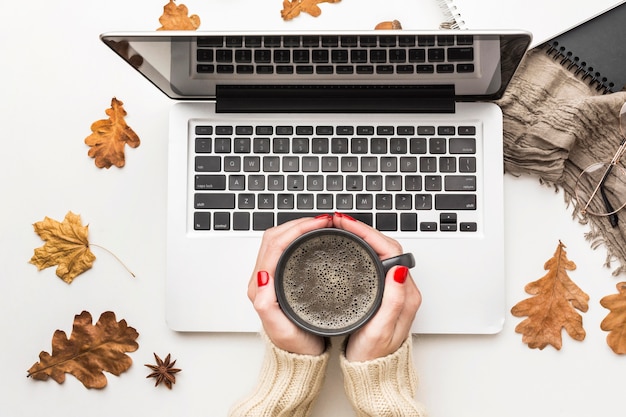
top-left (496, 47), bottom-right (626, 274)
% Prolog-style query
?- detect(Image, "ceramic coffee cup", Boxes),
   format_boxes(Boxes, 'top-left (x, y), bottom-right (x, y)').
top-left (275, 228), bottom-right (415, 336)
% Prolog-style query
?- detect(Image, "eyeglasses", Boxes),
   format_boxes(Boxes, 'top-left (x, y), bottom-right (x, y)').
top-left (574, 102), bottom-right (626, 228)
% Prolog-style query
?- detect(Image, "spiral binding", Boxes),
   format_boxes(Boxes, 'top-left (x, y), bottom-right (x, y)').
top-left (545, 41), bottom-right (615, 94)
top-left (437, 0), bottom-right (466, 30)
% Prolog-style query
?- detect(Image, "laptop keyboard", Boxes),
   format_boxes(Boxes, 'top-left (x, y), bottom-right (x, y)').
top-left (195, 34), bottom-right (475, 76)
top-left (192, 122), bottom-right (480, 233)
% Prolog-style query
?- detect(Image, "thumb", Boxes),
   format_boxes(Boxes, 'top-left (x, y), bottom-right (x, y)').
top-left (253, 270), bottom-right (286, 328)
top-left (374, 266), bottom-right (409, 323)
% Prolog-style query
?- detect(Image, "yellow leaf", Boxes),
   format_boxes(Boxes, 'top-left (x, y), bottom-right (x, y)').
top-left (157, 0), bottom-right (201, 31)
top-left (27, 311), bottom-right (139, 389)
top-left (511, 241), bottom-right (589, 350)
top-left (84, 97), bottom-right (140, 169)
top-left (29, 211), bottom-right (95, 284)
top-left (600, 282), bottom-right (626, 354)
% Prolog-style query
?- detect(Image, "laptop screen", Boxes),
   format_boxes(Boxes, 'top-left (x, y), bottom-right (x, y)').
top-left (101, 30), bottom-right (531, 104)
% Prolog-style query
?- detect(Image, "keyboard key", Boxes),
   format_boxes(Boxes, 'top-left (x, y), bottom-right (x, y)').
top-left (415, 194), bottom-right (432, 210)
top-left (356, 194), bottom-right (373, 210)
top-left (435, 194), bottom-right (477, 210)
top-left (336, 194), bottom-right (353, 210)
top-left (395, 194), bottom-right (412, 210)
top-left (195, 175), bottom-right (226, 190)
top-left (277, 194), bottom-right (294, 209)
top-left (445, 175), bottom-right (476, 191)
top-left (312, 138), bottom-right (329, 154)
top-left (447, 47), bottom-right (474, 61)
top-left (376, 194), bottom-right (393, 210)
top-left (276, 126), bottom-right (293, 135)
top-left (238, 194), bottom-right (255, 209)
top-left (195, 126), bottom-right (213, 135)
top-left (376, 213), bottom-right (397, 231)
top-left (357, 126), bottom-right (375, 135)
top-left (336, 126), bottom-right (354, 135)
top-left (417, 126), bottom-right (436, 135)
top-left (258, 194), bottom-right (275, 209)
top-left (458, 126), bottom-right (476, 135)
top-left (194, 193), bottom-right (235, 209)
top-left (439, 157), bottom-right (456, 173)
top-left (253, 213), bottom-right (274, 230)
top-left (420, 222), bottom-right (437, 231)
top-left (460, 222), bottom-right (478, 232)
top-left (194, 212), bottom-right (211, 230)
top-left (195, 138), bottom-right (212, 153)
top-left (213, 212), bottom-right (230, 230)
top-left (450, 138), bottom-right (476, 154)
top-left (233, 212), bottom-right (251, 230)
top-left (400, 213), bottom-right (418, 231)
top-left (195, 156), bottom-right (221, 172)
top-left (459, 157), bottom-right (477, 173)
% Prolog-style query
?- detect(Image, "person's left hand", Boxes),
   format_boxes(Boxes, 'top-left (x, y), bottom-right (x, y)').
top-left (247, 215), bottom-right (333, 356)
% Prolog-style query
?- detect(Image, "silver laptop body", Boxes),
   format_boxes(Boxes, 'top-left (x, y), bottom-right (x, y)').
top-left (100, 29), bottom-right (531, 334)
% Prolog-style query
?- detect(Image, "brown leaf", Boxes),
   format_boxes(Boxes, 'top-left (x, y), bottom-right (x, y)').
top-left (84, 97), bottom-right (140, 169)
top-left (600, 282), bottom-right (626, 354)
top-left (511, 241), bottom-right (589, 350)
top-left (157, 0), bottom-right (201, 30)
top-left (375, 20), bottom-right (403, 30)
top-left (27, 311), bottom-right (139, 389)
top-left (281, 0), bottom-right (341, 21)
top-left (29, 211), bottom-right (95, 284)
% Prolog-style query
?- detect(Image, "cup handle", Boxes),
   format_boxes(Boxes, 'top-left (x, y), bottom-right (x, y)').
top-left (381, 253), bottom-right (416, 273)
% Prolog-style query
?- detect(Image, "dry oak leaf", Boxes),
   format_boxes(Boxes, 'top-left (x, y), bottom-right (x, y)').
top-left (157, 0), bottom-right (201, 31)
top-left (281, 0), bottom-right (341, 21)
top-left (511, 241), bottom-right (590, 350)
top-left (29, 211), bottom-right (95, 284)
top-left (600, 282), bottom-right (626, 354)
top-left (84, 97), bottom-right (140, 169)
top-left (145, 353), bottom-right (181, 389)
top-left (27, 311), bottom-right (139, 389)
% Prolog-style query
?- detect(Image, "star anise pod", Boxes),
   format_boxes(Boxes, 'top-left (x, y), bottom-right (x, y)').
top-left (145, 353), bottom-right (181, 389)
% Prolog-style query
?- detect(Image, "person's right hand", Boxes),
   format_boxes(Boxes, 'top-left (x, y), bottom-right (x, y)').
top-left (247, 215), bottom-right (333, 356)
top-left (333, 212), bottom-right (422, 362)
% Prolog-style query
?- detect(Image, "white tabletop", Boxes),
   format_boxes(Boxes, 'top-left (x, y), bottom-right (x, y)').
top-left (2, 1), bottom-right (624, 416)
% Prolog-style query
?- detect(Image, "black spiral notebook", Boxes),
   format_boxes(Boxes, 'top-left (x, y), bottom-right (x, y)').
top-left (545, 1), bottom-right (626, 93)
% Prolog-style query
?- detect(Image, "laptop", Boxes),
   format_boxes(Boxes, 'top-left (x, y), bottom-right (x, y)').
top-left (100, 29), bottom-right (531, 334)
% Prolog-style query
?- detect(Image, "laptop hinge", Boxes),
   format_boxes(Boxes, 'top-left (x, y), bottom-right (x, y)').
top-left (215, 85), bottom-right (455, 113)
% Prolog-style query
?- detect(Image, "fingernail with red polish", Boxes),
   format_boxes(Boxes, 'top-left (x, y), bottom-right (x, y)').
top-left (257, 271), bottom-right (269, 287)
top-left (393, 266), bottom-right (409, 284)
top-left (335, 212), bottom-right (356, 221)
top-left (315, 213), bottom-right (333, 220)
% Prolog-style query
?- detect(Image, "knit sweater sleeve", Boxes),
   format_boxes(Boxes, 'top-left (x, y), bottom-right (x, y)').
top-left (340, 337), bottom-right (428, 417)
top-left (228, 332), bottom-right (330, 417)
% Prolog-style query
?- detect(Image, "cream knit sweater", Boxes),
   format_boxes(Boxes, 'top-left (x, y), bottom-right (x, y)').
top-left (229, 333), bottom-right (427, 417)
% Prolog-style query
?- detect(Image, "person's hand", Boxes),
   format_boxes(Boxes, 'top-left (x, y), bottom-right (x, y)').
top-left (248, 215), bottom-right (333, 356)
top-left (333, 212), bottom-right (422, 362)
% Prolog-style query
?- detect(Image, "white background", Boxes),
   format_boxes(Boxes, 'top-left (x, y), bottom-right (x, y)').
top-left (1, 1), bottom-right (625, 416)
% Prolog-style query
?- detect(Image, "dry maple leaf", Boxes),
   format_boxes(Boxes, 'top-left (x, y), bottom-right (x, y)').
top-left (30, 211), bottom-right (134, 283)
top-left (600, 282), bottom-right (626, 354)
top-left (29, 211), bottom-right (96, 284)
top-left (145, 353), bottom-right (181, 389)
top-left (27, 311), bottom-right (139, 389)
top-left (281, 0), bottom-right (341, 21)
top-left (84, 97), bottom-right (140, 169)
top-left (511, 241), bottom-right (589, 350)
top-left (157, 0), bottom-right (201, 31)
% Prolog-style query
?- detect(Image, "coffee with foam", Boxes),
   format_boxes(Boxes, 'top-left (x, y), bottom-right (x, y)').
top-left (278, 231), bottom-right (382, 333)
